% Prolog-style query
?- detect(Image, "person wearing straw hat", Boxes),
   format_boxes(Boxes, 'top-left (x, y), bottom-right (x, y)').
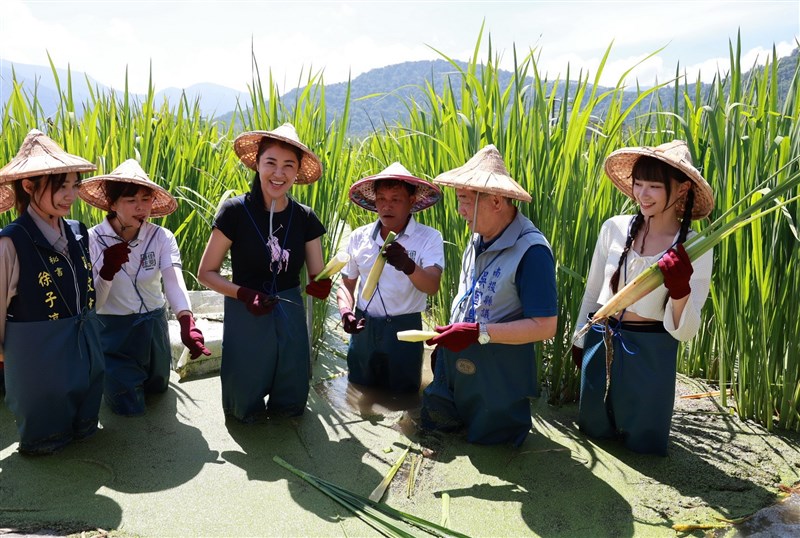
top-left (198, 123), bottom-right (332, 422)
top-left (336, 162), bottom-right (444, 394)
top-left (572, 140), bottom-right (714, 456)
top-left (0, 129), bottom-right (104, 454)
top-left (0, 186), bottom-right (14, 394)
top-left (80, 159), bottom-right (211, 416)
top-left (420, 145), bottom-right (558, 446)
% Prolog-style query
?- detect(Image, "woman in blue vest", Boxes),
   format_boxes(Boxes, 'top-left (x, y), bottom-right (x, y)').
top-left (198, 123), bottom-right (332, 422)
top-left (571, 140), bottom-right (715, 456)
top-left (421, 145), bottom-right (558, 446)
top-left (0, 129), bottom-right (104, 455)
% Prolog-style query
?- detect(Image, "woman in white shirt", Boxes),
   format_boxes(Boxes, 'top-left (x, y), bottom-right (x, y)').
top-left (572, 140), bottom-right (715, 456)
top-left (80, 159), bottom-right (210, 416)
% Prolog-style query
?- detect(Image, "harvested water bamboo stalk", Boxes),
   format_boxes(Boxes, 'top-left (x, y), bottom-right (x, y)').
top-left (397, 330), bottom-right (439, 342)
top-left (315, 252), bottom-right (350, 281)
top-left (361, 231), bottom-right (396, 301)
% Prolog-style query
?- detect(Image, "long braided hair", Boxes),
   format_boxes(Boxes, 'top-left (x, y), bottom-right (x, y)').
top-left (609, 156), bottom-right (696, 295)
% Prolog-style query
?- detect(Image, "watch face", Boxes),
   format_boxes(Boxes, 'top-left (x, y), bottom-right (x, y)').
top-left (478, 329), bottom-right (490, 344)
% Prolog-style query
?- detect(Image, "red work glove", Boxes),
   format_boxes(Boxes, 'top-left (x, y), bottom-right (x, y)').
top-left (571, 345), bottom-right (584, 369)
top-left (426, 322), bottom-right (480, 353)
top-left (99, 242), bottom-right (130, 281)
top-left (658, 244), bottom-right (693, 300)
top-left (236, 287), bottom-right (278, 316)
top-left (340, 308), bottom-right (366, 334)
top-left (383, 241), bottom-right (416, 275)
top-left (305, 275), bottom-right (333, 300)
top-left (178, 315), bottom-right (211, 360)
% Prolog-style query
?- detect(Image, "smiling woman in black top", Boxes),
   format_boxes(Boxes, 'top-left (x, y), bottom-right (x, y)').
top-left (198, 123), bottom-right (332, 422)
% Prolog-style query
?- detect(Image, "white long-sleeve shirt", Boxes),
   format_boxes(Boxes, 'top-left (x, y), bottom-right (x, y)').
top-left (89, 218), bottom-right (191, 316)
top-left (573, 215), bottom-right (713, 347)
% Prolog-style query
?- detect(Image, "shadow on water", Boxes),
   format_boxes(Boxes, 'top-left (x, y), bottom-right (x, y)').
top-left (0, 400), bottom-right (122, 533)
top-left (220, 386), bottom-right (385, 526)
top-left (0, 382), bottom-right (219, 533)
top-left (547, 393), bottom-right (800, 536)
top-left (313, 359), bottom-right (634, 537)
top-left (425, 405), bottom-right (635, 538)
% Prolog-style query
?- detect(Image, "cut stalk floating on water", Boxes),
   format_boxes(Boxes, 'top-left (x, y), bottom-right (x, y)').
top-left (369, 445), bottom-right (410, 502)
top-left (575, 161), bottom-right (800, 343)
top-left (315, 252), bottom-right (350, 281)
top-left (274, 456), bottom-right (470, 538)
top-left (361, 231), bottom-right (396, 302)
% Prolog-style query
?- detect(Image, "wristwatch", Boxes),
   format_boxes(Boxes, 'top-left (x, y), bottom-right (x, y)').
top-left (478, 322), bottom-right (491, 345)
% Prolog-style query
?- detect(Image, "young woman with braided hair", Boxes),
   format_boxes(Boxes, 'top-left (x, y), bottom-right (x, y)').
top-left (572, 140), bottom-right (715, 456)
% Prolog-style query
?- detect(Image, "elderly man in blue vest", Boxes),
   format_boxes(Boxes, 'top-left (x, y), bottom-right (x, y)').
top-left (421, 145), bottom-right (558, 446)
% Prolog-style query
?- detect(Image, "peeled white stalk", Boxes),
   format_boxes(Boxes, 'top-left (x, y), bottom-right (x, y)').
top-left (315, 252), bottom-right (350, 281)
top-left (361, 231), bottom-right (396, 301)
top-left (397, 330), bottom-right (439, 342)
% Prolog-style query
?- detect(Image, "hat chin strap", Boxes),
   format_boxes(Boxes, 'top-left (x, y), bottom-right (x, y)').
top-left (470, 192), bottom-right (480, 237)
top-left (460, 192), bottom-right (482, 288)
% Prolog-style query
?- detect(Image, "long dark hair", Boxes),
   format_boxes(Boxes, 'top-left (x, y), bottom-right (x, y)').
top-left (609, 156), bottom-right (696, 294)
top-left (13, 173), bottom-right (75, 215)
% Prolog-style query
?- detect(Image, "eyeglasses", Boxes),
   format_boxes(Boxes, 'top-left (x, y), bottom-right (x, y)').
top-left (95, 234), bottom-right (142, 249)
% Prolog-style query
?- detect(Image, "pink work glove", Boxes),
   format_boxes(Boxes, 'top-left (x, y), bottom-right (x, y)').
top-left (236, 287), bottom-right (278, 316)
top-left (426, 322), bottom-right (480, 353)
top-left (340, 308), bottom-right (366, 334)
top-left (305, 275), bottom-right (333, 300)
top-left (179, 315), bottom-right (211, 360)
top-left (658, 244), bottom-right (693, 300)
top-left (99, 242), bottom-right (130, 281)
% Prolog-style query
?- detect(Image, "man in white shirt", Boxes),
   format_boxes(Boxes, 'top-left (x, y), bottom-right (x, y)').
top-left (336, 163), bottom-right (444, 393)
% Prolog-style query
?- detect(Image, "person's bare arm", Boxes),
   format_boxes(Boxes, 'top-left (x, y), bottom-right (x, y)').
top-left (197, 229), bottom-right (239, 298)
top-left (483, 315), bottom-right (557, 345)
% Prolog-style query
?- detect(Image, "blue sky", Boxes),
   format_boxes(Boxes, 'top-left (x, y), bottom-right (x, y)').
top-left (1, 0), bottom-right (798, 93)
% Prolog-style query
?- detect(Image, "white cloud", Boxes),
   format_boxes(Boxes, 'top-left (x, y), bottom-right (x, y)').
top-left (1, 0), bottom-right (797, 95)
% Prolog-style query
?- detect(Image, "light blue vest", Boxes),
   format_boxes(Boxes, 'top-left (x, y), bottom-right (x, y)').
top-left (451, 211), bottom-right (551, 324)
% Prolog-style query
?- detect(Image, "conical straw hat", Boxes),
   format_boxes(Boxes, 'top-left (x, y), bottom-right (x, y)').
top-left (233, 123), bottom-right (322, 185)
top-left (0, 129), bottom-right (96, 184)
top-left (79, 159), bottom-right (178, 218)
top-left (0, 185), bottom-right (14, 213)
top-left (604, 140), bottom-right (714, 220)
top-left (433, 145), bottom-right (531, 202)
top-left (349, 162), bottom-right (442, 213)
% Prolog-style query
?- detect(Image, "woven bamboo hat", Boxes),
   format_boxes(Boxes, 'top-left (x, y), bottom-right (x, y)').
top-left (0, 185), bottom-right (14, 213)
top-left (349, 162), bottom-right (442, 213)
top-left (233, 123), bottom-right (322, 185)
top-left (0, 129), bottom-right (96, 184)
top-left (604, 140), bottom-right (714, 220)
top-left (433, 145), bottom-right (531, 203)
top-left (79, 159), bottom-right (178, 217)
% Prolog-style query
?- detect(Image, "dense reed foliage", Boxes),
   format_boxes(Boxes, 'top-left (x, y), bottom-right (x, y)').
top-left (1, 36), bottom-right (798, 429)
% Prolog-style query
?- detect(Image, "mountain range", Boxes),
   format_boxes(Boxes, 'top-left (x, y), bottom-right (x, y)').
top-left (2, 49), bottom-right (797, 137)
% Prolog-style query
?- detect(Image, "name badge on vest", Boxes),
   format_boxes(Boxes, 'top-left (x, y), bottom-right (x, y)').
top-left (455, 358), bottom-right (476, 375)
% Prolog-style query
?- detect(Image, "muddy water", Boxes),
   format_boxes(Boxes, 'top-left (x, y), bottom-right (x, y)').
top-left (313, 352), bottom-right (433, 421)
top-left (714, 493), bottom-right (800, 537)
